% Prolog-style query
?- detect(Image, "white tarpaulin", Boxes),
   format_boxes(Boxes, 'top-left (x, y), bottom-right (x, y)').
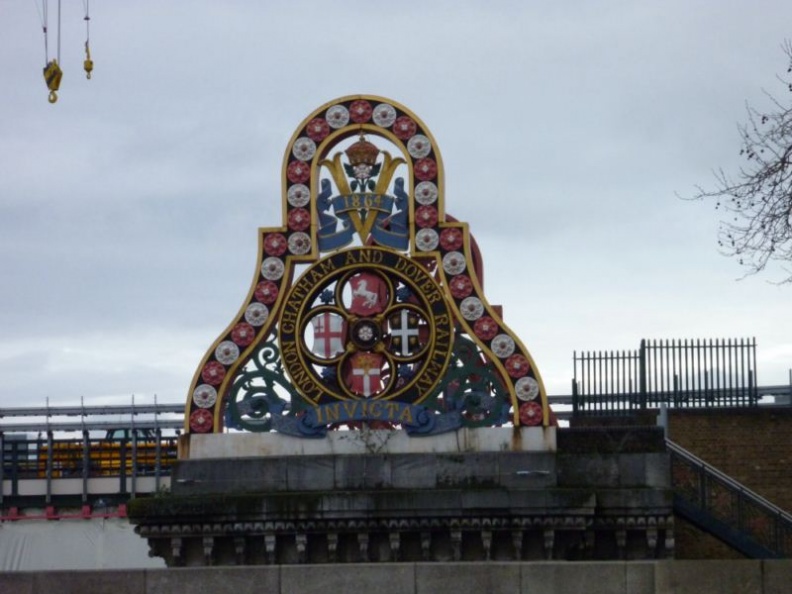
top-left (0, 518), bottom-right (165, 571)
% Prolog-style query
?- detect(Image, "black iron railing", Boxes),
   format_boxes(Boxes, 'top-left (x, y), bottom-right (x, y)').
top-left (668, 439), bottom-right (792, 558)
top-left (573, 338), bottom-right (759, 414)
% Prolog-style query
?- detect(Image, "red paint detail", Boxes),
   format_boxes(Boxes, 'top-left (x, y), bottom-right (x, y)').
top-left (288, 207), bottom-right (311, 231)
top-left (201, 361), bottom-right (226, 386)
top-left (414, 158), bottom-right (437, 181)
top-left (190, 409), bottom-right (214, 433)
top-left (439, 228), bottom-right (463, 251)
top-left (349, 100), bottom-right (373, 123)
top-left (519, 401), bottom-right (543, 426)
top-left (231, 322), bottom-right (256, 347)
top-left (415, 205), bottom-right (438, 228)
top-left (392, 116), bottom-right (417, 140)
top-left (474, 316), bottom-right (499, 341)
top-left (287, 160), bottom-right (311, 184)
top-left (305, 117), bottom-right (330, 142)
top-left (264, 233), bottom-right (288, 257)
top-left (255, 281), bottom-right (279, 305)
top-left (449, 275), bottom-right (473, 300)
top-left (505, 354), bottom-right (530, 378)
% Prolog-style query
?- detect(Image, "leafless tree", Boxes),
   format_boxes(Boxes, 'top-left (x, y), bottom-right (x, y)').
top-left (692, 40), bottom-right (792, 283)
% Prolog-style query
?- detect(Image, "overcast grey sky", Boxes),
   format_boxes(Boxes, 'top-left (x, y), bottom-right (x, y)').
top-left (1, 1), bottom-right (791, 410)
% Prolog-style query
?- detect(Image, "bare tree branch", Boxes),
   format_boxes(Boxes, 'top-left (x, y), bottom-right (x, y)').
top-left (689, 40), bottom-right (792, 284)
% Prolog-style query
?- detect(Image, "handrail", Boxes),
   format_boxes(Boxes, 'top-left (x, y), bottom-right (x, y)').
top-left (667, 438), bottom-right (792, 558)
top-left (667, 440), bottom-right (792, 523)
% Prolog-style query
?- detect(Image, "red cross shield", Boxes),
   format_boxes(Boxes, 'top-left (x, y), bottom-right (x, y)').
top-left (311, 312), bottom-right (346, 358)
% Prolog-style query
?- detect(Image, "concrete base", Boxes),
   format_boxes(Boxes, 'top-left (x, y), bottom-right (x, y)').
top-left (180, 426), bottom-right (556, 459)
top-left (2, 561), bottom-right (790, 594)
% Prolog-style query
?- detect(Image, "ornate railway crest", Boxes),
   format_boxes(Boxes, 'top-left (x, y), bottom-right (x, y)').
top-left (185, 95), bottom-right (550, 437)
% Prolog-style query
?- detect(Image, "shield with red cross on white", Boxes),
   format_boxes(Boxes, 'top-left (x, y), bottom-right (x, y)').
top-left (311, 312), bottom-right (346, 358)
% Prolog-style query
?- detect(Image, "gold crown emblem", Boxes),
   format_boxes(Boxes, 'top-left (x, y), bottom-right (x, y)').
top-left (345, 134), bottom-right (379, 166)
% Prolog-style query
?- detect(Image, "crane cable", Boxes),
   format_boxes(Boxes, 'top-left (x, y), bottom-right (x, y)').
top-left (83, 0), bottom-right (93, 79)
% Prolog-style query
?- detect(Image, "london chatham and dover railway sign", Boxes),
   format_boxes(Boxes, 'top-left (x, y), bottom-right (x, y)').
top-left (184, 95), bottom-right (550, 437)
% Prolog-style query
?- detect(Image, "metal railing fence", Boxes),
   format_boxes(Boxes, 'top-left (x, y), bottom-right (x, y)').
top-left (573, 338), bottom-right (758, 414)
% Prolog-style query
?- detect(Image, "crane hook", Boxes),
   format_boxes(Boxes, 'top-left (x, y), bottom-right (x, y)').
top-left (43, 59), bottom-right (62, 103)
top-left (84, 41), bottom-right (93, 80)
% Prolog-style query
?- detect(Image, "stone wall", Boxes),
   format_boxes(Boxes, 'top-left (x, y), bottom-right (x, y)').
top-left (130, 428), bottom-right (673, 565)
top-left (2, 561), bottom-right (791, 594)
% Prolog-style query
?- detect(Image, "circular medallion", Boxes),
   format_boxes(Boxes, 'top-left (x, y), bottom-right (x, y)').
top-left (245, 302), bottom-right (269, 326)
top-left (349, 100), bottom-right (373, 123)
top-left (215, 340), bottom-right (240, 365)
top-left (287, 208), bottom-right (310, 232)
top-left (201, 361), bottom-right (226, 386)
top-left (292, 137), bottom-right (316, 161)
top-left (440, 228), bottom-right (464, 251)
top-left (515, 376), bottom-right (540, 401)
top-left (287, 184), bottom-right (310, 207)
top-left (278, 247), bottom-right (454, 405)
top-left (305, 117), bottom-right (330, 142)
top-left (372, 103), bottom-right (397, 127)
top-left (261, 257), bottom-right (285, 280)
top-left (473, 316), bottom-right (499, 341)
top-left (459, 296), bottom-right (484, 321)
top-left (519, 400), bottom-right (543, 426)
top-left (407, 134), bottom-right (432, 159)
top-left (255, 281), bottom-right (279, 304)
top-left (505, 354), bottom-right (530, 378)
top-left (414, 158), bottom-right (437, 181)
top-left (326, 105), bottom-right (350, 129)
top-left (231, 322), bottom-right (256, 346)
top-left (442, 251), bottom-right (467, 275)
top-left (415, 228), bottom-right (439, 251)
top-left (491, 334), bottom-right (516, 358)
top-left (287, 160), bottom-right (311, 184)
top-left (393, 116), bottom-right (417, 140)
top-left (350, 319), bottom-right (381, 350)
top-left (190, 409), bottom-right (214, 433)
top-left (193, 384), bottom-right (218, 408)
top-left (414, 181), bottom-right (438, 205)
top-left (449, 274), bottom-right (473, 299)
top-left (264, 233), bottom-right (288, 257)
top-left (288, 232), bottom-right (312, 255)
top-left (415, 205), bottom-right (438, 229)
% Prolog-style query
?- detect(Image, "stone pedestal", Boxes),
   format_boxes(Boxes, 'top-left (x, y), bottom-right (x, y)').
top-left (129, 426), bottom-right (673, 565)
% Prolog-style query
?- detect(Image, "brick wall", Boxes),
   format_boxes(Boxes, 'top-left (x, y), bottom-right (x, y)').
top-left (667, 406), bottom-right (792, 559)
top-left (667, 407), bottom-right (792, 511)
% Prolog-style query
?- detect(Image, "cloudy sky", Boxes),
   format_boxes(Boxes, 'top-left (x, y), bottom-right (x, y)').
top-left (1, 1), bottom-right (791, 412)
